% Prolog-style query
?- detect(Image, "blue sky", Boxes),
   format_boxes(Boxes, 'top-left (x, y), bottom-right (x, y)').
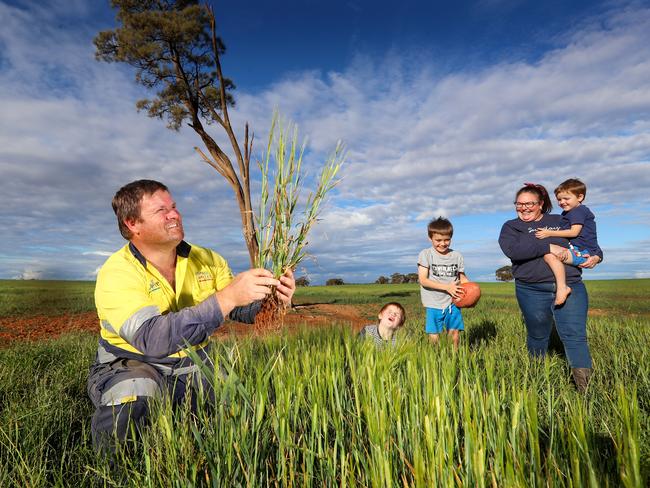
top-left (1, 0), bottom-right (649, 284)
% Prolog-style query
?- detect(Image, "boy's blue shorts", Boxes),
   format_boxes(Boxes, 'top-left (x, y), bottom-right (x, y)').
top-left (425, 305), bottom-right (464, 334)
top-left (569, 244), bottom-right (589, 266)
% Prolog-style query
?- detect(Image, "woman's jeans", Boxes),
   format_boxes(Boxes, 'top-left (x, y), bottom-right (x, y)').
top-left (515, 280), bottom-right (592, 369)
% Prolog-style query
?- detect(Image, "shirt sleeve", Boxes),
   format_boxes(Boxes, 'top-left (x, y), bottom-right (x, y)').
top-left (229, 301), bottom-right (262, 324)
top-left (417, 249), bottom-right (429, 268)
top-left (130, 297), bottom-right (224, 358)
top-left (564, 206), bottom-right (588, 226)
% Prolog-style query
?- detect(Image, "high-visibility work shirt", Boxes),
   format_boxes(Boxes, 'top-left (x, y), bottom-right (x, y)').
top-left (95, 241), bottom-right (233, 363)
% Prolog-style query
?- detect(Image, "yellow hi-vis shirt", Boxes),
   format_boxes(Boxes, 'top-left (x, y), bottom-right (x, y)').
top-left (95, 241), bottom-right (233, 359)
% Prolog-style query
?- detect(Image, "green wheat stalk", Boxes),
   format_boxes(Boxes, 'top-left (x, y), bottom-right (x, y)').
top-left (255, 112), bottom-right (344, 277)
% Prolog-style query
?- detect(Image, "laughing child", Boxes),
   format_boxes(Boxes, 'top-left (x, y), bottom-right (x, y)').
top-left (358, 302), bottom-right (406, 347)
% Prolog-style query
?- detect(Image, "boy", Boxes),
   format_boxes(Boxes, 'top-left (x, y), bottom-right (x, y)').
top-left (358, 302), bottom-right (406, 348)
top-left (417, 217), bottom-right (468, 348)
top-left (535, 178), bottom-right (602, 306)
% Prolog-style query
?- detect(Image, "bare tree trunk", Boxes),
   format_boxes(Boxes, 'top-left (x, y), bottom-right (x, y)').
top-left (192, 122), bottom-right (259, 267)
top-left (175, 5), bottom-right (260, 267)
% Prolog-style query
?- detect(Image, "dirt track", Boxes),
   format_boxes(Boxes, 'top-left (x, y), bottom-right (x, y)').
top-left (0, 303), bottom-right (372, 346)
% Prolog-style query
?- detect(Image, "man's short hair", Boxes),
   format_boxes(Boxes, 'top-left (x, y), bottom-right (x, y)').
top-left (427, 217), bottom-right (453, 238)
top-left (554, 178), bottom-right (587, 199)
top-left (112, 180), bottom-right (168, 240)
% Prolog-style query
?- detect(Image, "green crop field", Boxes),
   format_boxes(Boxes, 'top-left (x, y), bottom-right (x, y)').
top-left (0, 279), bottom-right (649, 486)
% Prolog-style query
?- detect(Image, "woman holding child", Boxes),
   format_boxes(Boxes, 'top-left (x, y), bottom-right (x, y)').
top-left (498, 183), bottom-right (602, 392)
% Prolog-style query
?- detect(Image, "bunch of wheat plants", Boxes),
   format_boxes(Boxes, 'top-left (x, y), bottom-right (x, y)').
top-left (255, 113), bottom-right (343, 278)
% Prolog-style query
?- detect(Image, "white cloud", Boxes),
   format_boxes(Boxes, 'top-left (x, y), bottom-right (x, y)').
top-left (13, 268), bottom-right (44, 280)
top-left (82, 251), bottom-right (113, 257)
top-left (0, 2), bottom-right (649, 283)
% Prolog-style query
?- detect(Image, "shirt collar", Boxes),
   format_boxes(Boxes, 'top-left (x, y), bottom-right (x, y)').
top-left (128, 240), bottom-right (192, 268)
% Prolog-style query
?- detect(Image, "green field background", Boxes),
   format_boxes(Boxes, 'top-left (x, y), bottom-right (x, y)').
top-left (0, 279), bottom-right (648, 486)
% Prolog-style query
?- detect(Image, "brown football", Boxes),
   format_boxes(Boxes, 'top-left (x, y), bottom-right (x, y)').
top-left (453, 282), bottom-right (481, 308)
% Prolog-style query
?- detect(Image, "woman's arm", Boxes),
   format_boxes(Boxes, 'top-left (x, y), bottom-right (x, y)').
top-left (535, 224), bottom-right (582, 239)
top-left (498, 221), bottom-right (550, 261)
top-left (579, 255), bottom-right (601, 268)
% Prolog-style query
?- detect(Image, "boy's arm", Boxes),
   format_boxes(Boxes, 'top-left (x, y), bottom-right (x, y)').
top-left (458, 272), bottom-right (469, 284)
top-left (418, 264), bottom-right (464, 299)
top-left (535, 224), bottom-right (582, 239)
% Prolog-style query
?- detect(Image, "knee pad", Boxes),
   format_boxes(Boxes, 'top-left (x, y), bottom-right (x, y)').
top-left (88, 359), bottom-right (164, 407)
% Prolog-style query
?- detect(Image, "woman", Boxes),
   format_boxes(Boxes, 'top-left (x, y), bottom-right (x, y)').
top-left (498, 183), bottom-right (602, 391)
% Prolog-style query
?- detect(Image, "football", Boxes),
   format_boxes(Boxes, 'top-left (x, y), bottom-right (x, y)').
top-left (453, 282), bottom-right (481, 308)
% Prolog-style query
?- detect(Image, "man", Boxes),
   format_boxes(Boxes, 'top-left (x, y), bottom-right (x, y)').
top-left (87, 179), bottom-right (295, 453)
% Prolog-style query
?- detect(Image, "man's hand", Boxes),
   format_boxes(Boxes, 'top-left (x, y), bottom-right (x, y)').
top-left (579, 255), bottom-right (601, 269)
top-left (215, 269), bottom-right (279, 316)
top-left (276, 268), bottom-right (296, 305)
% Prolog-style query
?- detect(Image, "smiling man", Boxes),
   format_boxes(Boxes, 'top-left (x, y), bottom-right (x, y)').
top-left (87, 179), bottom-right (295, 455)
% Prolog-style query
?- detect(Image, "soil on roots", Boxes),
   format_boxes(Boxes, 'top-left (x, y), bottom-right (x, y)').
top-left (253, 294), bottom-right (287, 333)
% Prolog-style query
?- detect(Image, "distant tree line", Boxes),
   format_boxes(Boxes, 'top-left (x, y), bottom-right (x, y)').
top-left (295, 276), bottom-right (310, 287)
top-left (495, 265), bottom-right (514, 282)
top-left (320, 266), bottom-right (513, 286)
top-left (375, 273), bottom-right (419, 284)
top-left (326, 278), bottom-right (345, 286)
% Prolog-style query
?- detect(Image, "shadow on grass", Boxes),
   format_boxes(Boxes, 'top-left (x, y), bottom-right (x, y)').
top-left (379, 291), bottom-right (415, 298)
top-left (467, 320), bottom-right (498, 348)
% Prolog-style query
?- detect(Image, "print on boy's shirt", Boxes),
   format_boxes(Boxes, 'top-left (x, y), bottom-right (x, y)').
top-left (430, 264), bottom-right (459, 277)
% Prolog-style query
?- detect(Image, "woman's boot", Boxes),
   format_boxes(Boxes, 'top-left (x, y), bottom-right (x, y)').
top-left (571, 368), bottom-right (592, 393)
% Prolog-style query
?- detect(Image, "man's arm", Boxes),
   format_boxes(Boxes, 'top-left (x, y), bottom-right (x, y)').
top-left (535, 224), bottom-right (582, 240)
top-left (128, 297), bottom-right (224, 358)
top-left (100, 268), bottom-right (290, 358)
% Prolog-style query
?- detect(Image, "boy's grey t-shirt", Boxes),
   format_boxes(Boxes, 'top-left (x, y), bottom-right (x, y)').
top-left (418, 247), bottom-right (464, 309)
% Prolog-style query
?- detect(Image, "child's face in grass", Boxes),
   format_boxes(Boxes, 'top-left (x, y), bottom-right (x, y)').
top-left (378, 305), bottom-right (403, 330)
top-left (556, 191), bottom-right (584, 212)
top-left (430, 232), bottom-right (452, 254)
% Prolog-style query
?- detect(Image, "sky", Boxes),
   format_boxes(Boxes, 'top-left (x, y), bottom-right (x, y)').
top-left (1, 0), bottom-right (649, 284)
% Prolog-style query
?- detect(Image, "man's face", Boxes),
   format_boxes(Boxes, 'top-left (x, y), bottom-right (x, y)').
top-left (128, 190), bottom-right (184, 247)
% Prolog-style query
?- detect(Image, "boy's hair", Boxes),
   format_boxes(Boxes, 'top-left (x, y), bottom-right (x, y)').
top-left (516, 183), bottom-right (553, 214)
top-left (379, 302), bottom-right (406, 327)
top-left (555, 178), bottom-right (587, 198)
top-left (427, 217), bottom-right (453, 238)
top-left (112, 179), bottom-right (169, 240)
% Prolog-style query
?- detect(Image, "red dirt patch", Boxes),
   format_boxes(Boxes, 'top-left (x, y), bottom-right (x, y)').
top-left (0, 304), bottom-right (372, 347)
top-left (588, 308), bottom-right (608, 317)
top-left (0, 312), bottom-right (98, 345)
top-left (217, 303), bottom-right (370, 338)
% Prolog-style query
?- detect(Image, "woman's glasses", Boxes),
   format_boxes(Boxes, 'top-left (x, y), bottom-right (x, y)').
top-left (514, 201), bottom-right (539, 209)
